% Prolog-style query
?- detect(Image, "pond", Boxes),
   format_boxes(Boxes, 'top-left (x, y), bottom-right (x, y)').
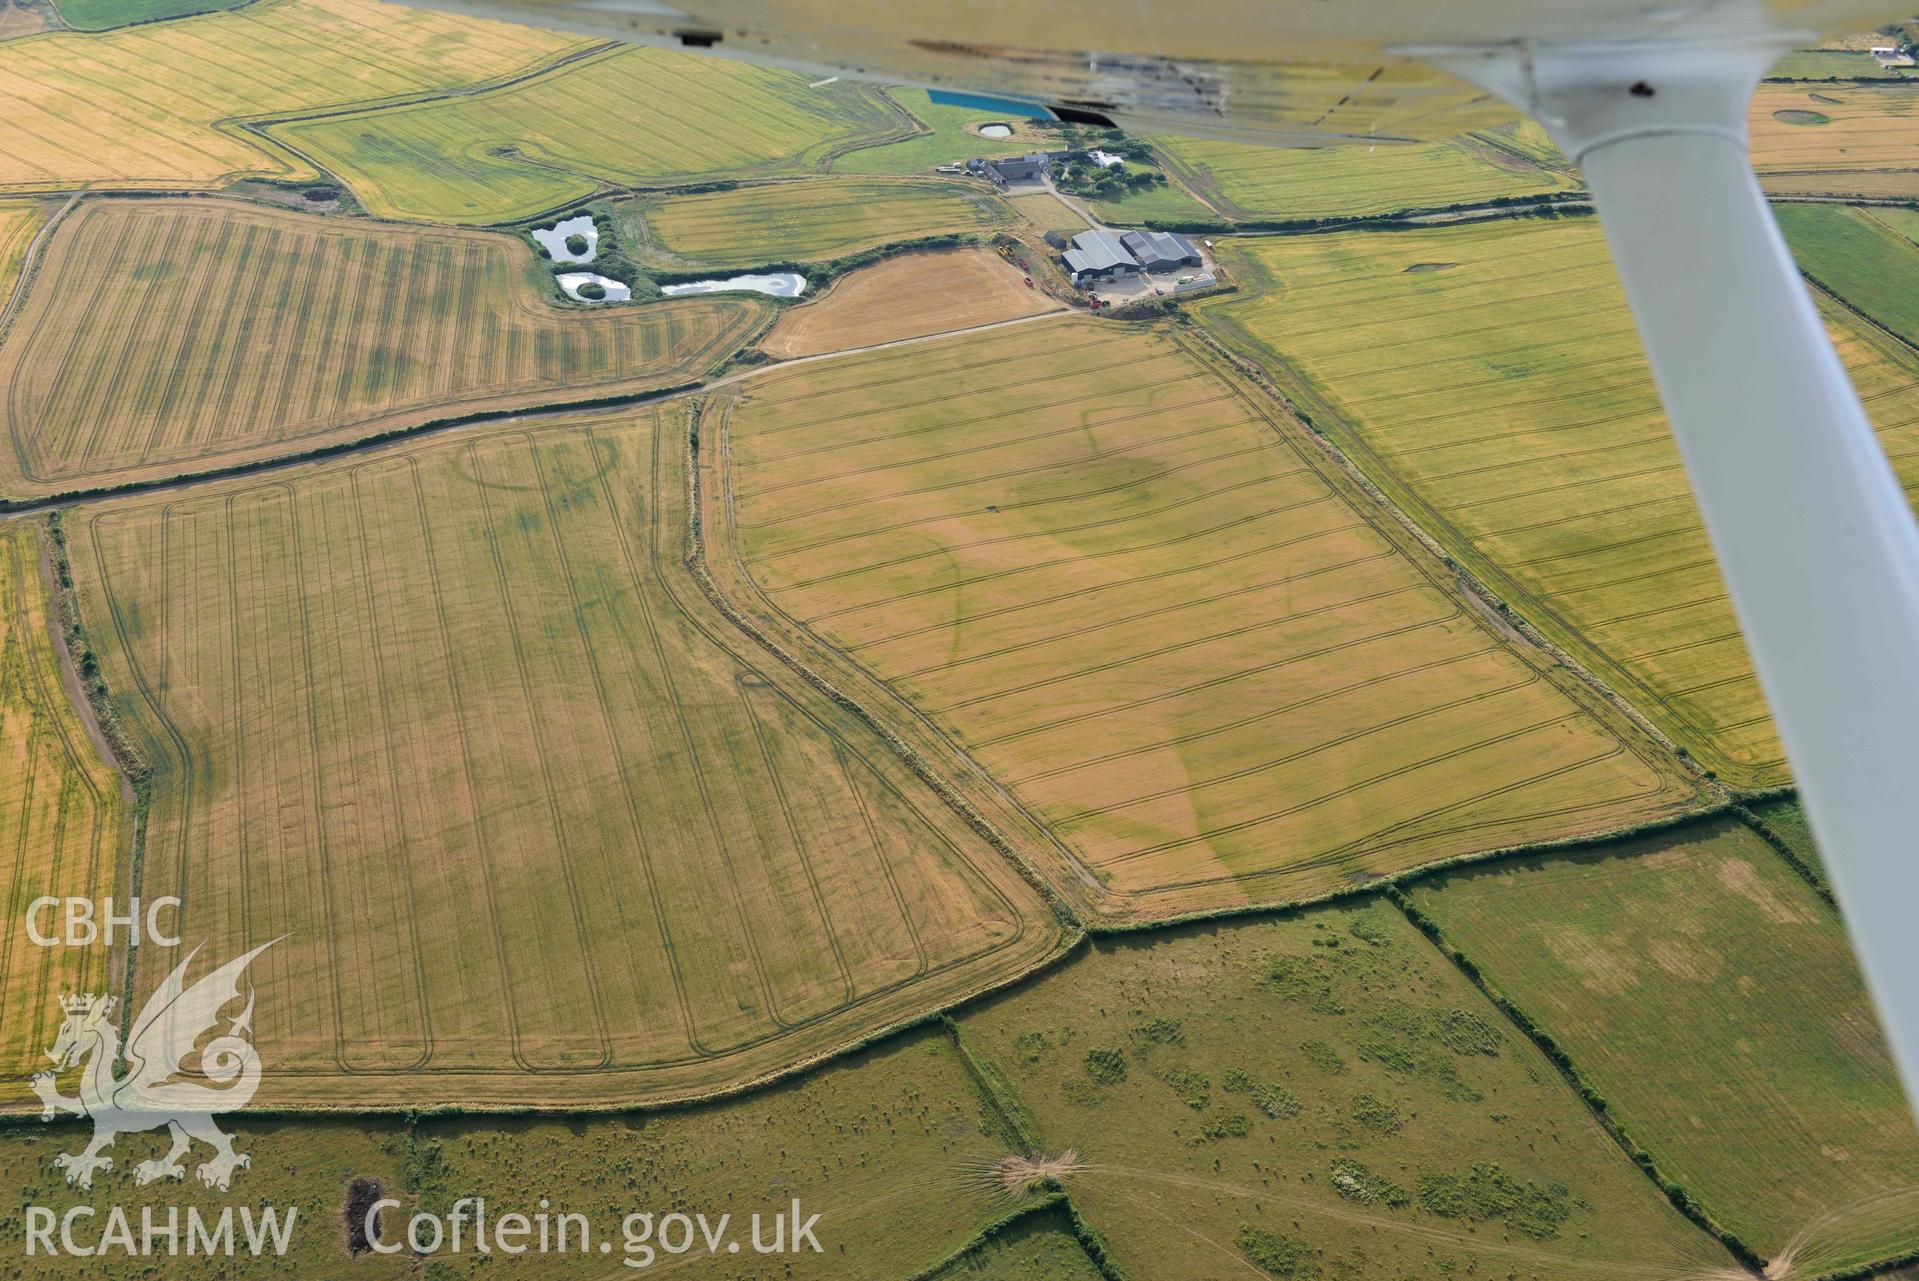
top-left (660, 273), bottom-right (807, 298)
top-left (556, 272), bottom-right (630, 302)
top-left (532, 214), bottom-right (597, 263)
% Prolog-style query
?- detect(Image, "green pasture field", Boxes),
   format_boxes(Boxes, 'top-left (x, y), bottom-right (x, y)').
top-left (1081, 169), bottom-right (1217, 226)
top-left (708, 319), bottom-right (1701, 922)
top-left (49, 0), bottom-right (245, 28)
top-left (2, 1118), bottom-right (411, 1278)
top-left (1149, 132), bottom-right (1576, 222)
top-left (0, 524), bottom-right (127, 1099)
top-left (60, 410), bottom-right (1067, 1108)
top-left (0, 197), bottom-right (768, 498)
top-left (0, 0), bottom-right (579, 193)
top-left (834, 89), bottom-right (1037, 175)
top-left (1409, 818), bottom-right (1919, 1275)
top-left (1778, 202), bottom-right (1919, 347)
top-left (2, 1026), bottom-right (1046, 1278)
top-left (929, 1210), bottom-right (1104, 1280)
top-left (272, 46), bottom-right (902, 225)
top-left (1192, 220), bottom-right (1919, 787)
top-left (624, 177), bottom-right (1007, 268)
top-left (953, 900), bottom-right (1733, 1280)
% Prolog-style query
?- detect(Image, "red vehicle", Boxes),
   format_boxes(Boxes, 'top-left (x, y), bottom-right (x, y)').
top-left (1023, 277), bottom-right (1033, 288)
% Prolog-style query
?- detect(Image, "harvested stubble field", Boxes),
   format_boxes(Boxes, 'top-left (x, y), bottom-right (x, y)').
top-left (1409, 819), bottom-right (1919, 1276)
top-left (0, 0), bottom-right (578, 193)
top-left (759, 248), bottom-right (1062, 359)
top-left (710, 320), bottom-right (1701, 921)
top-left (1149, 131), bottom-right (1576, 222)
top-left (1193, 221), bottom-right (1919, 788)
top-left (1778, 201), bottom-right (1919, 347)
top-left (1749, 83), bottom-right (1919, 182)
top-left (4, 1027), bottom-right (1045, 1278)
top-left (272, 47), bottom-right (904, 226)
top-left (954, 901), bottom-right (1733, 1280)
top-left (626, 177), bottom-right (1007, 269)
top-left (0, 199), bottom-right (45, 297)
top-left (62, 411), bottom-right (1068, 1107)
top-left (0, 198), bottom-right (768, 498)
top-left (0, 524), bottom-right (126, 1100)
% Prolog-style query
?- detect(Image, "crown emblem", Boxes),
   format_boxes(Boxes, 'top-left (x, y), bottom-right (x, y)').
top-left (58, 993), bottom-right (112, 1017)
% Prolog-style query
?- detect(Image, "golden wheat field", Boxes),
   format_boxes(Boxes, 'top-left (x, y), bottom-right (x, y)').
top-left (0, 0), bottom-right (579, 193)
top-left (271, 48), bottom-right (906, 225)
top-left (1150, 133), bottom-right (1576, 222)
top-left (0, 198), bottom-right (768, 498)
top-left (760, 248), bottom-right (1062, 358)
top-left (1194, 221), bottom-right (1919, 788)
top-left (60, 410), bottom-right (1068, 1107)
top-left (1750, 83), bottom-right (1919, 183)
top-left (0, 200), bottom-right (44, 299)
top-left (0, 523), bottom-right (126, 1099)
top-left (708, 320), bottom-right (1702, 922)
top-left (1411, 820), bottom-right (1919, 1276)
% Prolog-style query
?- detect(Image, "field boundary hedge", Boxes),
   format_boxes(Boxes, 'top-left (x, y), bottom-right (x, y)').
top-left (1174, 300), bottom-right (1724, 785)
top-left (1384, 881), bottom-right (1766, 1273)
top-left (41, 511), bottom-right (152, 1029)
top-left (1733, 802), bottom-right (1833, 900)
top-left (0, 381), bottom-right (701, 515)
top-left (1133, 190), bottom-right (1593, 237)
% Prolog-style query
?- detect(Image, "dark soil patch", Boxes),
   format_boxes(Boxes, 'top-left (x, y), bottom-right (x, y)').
top-left (345, 1178), bottom-right (383, 1254)
top-left (1403, 262), bottom-right (1459, 273)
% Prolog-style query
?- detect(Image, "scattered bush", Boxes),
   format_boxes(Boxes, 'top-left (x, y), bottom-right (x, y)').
top-left (1329, 1159), bottom-right (1409, 1208)
top-left (1348, 1092), bottom-right (1402, 1134)
top-left (1236, 1226), bottom-right (1321, 1279)
top-left (1198, 1110), bottom-right (1250, 1141)
top-left (1417, 1163), bottom-right (1572, 1239)
top-left (1432, 1008), bottom-right (1502, 1057)
top-left (1299, 1040), bottom-right (1347, 1076)
top-left (1130, 1017), bottom-right (1184, 1046)
top-left (1154, 1064), bottom-right (1211, 1110)
top-left (1251, 1083), bottom-right (1304, 1120)
top-left (1084, 1048), bottom-right (1127, 1085)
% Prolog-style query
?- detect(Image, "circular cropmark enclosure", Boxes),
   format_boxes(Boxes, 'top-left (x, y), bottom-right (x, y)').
top-left (1772, 108), bottom-right (1831, 126)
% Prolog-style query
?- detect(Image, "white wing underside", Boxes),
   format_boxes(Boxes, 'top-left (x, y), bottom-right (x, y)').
top-left (387, 0), bottom-right (1913, 146)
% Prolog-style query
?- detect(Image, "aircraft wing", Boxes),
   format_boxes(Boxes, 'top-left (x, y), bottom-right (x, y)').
top-left (391, 0), bottom-right (1913, 146)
